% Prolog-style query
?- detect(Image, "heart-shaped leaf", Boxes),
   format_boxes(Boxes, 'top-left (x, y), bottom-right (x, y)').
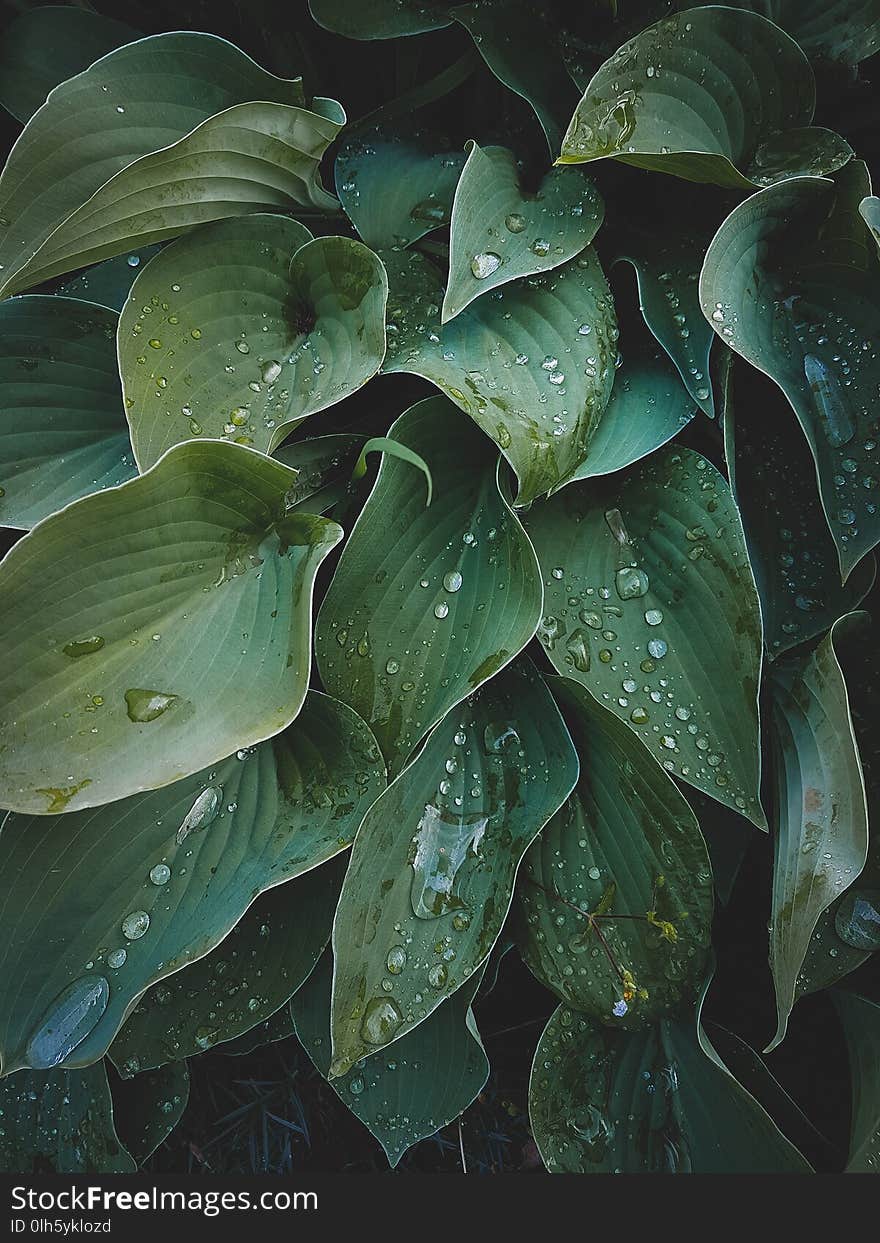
top-left (382, 247), bottom-right (618, 504)
top-left (0, 692), bottom-right (385, 1075)
top-left (523, 444), bottom-right (766, 827)
top-left (316, 396), bottom-right (542, 773)
top-left (293, 946), bottom-right (488, 1167)
top-left (701, 165), bottom-right (880, 579)
top-left (766, 615), bottom-right (869, 1051)
top-left (309, 0), bottom-right (452, 38)
top-left (119, 216), bottom-right (387, 469)
top-left (110, 1060), bottom-right (189, 1166)
top-left (0, 1063), bottom-right (134, 1172)
top-left (329, 659), bottom-right (578, 1075)
top-left (443, 142), bottom-right (603, 321)
top-left (109, 855), bottom-right (345, 1074)
top-left (0, 295), bottom-right (135, 530)
top-left (559, 7), bottom-right (833, 190)
top-left (529, 1001), bottom-right (811, 1172)
top-left (719, 1), bottom-right (880, 64)
top-left (0, 440), bottom-right (342, 814)
top-left (336, 128), bottom-right (467, 249)
top-left (0, 33), bottom-right (342, 298)
top-left (723, 360), bottom-right (875, 658)
top-left (832, 990), bottom-right (880, 1172)
top-left (0, 6), bottom-right (139, 124)
top-left (515, 676), bottom-right (713, 1027)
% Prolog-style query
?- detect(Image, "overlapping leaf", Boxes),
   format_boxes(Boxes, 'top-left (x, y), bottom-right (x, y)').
top-left (700, 164), bottom-right (880, 579)
top-left (273, 434), bottom-right (365, 514)
top-left (316, 396), bottom-right (542, 772)
top-left (0, 442), bottom-right (342, 814)
top-left (832, 990), bottom-right (880, 1172)
top-left (0, 692), bottom-right (384, 1076)
top-left (59, 246), bottom-right (163, 312)
top-left (559, 7), bottom-right (851, 189)
top-left (767, 616), bottom-right (869, 1050)
top-left (293, 947), bottom-right (488, 1166)
top-left (443, 143), bottom-right (603, 320)
top-left (110, 1060), bottom-right (189, 1166)
top-left (382, 247), bottom-right (618, 504)
top-left (0, 1063), bottom-right (134, 1172)
top-left (119, 215), bottom-right (387, 469)
top-left (109, 855), bottom-right (345, 1074)
top-left (523, 444), bottom-right (766, 826)
top-left (0, 296), bottom-right (135, 530)
top-left (309, 0), bottom-right (452, 38)
top-left (719, 1), bottom-right (880, 64)
top-left (329, 660), bottom-right (578, 1075)
top-left (515, 677), bottom-right (713, 1027)
top-left (0, 33), bottom-right (342, 298)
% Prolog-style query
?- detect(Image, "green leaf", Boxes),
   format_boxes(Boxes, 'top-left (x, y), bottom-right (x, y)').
top-left (614, 226), bottom-right (716, 417)
top-left (559, 7), bottom-right (832, 189)
top-left (529, 1002), bottom-right (811, 1172)
top-left (860, 195), bottom-right (880, 250)
top-left (382, 247), bottom-right (618, 504)
top-left (0, 691), bottom-right (385, 1075)
top-left (515, 676), bottom-right (713, 1027)
top-left (0, 1063), bottom-right (134, 1172)
top-left (700, 164), bottom-right (880, 579)
top-left (293, 947), bottom-right (488, 1167)
top-left (443, 142), bottom-right (603, 321)
top-left (766, 615), bottom-right (869, 1050)
top-left (316, 396), bottom-right (542, 772)
top-left (218, 1008), bottom-right (293, 1056)
top-left (119, 216), bottom-right (387, 469)
top-left (522, 444), bottom-right (766, 827)
top-left (0, 295), bottom-right (135, 530)
top-left (109, 855), bottom-right (345, 1074)
top-left (569, 351), bottom-right (695, 480)
top-left (352, 437), bottom-right (433, 505)
top-left (0, 6), bottom-right (138, 124)
top-left (274, 434), bottom-right (366, 514)
top-left (308, 0), bottom-right (452, 38)
top-left (832, 990), bottom-right (880, 1172)
top-left (0, 441), bottom-right (342, 814)
top-left (329, 659), bottom-right (578, 1075)
top-left (58, 246), bottom-right (163, 312)
top-left (0, 33), bottom-right (342, 298)
top-left (719, 1), bottom-right (880, 64)
top-left (109, 1060), bottom-right (189, 1166)
top-left (453, 4), bottom-right (581, 154)
top-left (335, 128), bottom-right (467, 250)
top-left (724, 360), bottom-right (875, 658)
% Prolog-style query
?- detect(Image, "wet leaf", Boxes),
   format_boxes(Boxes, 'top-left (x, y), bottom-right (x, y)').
top-left (832, 990), bottom-right (880, 1172)
top-left (273, 434), bottom-right (365, 514)
top-left (0, 441), bottom-right (342, 813)
top-left (720, 1), bottom-right (880, 64)
top-left (523, 444), bottom-right (766, 827)
top-left (309, 0), bottom-right (452, 38)
top-left (109, 1060), bottom-right (189, 1165)
top-left (0, 692), bottom-right (384, 1074)
top-left (119, 216), bottom-right (387, 469)
top-left (58, 246), bottom-right (163, 312)
top-left (329, 659), bottom-right (578, 1075)
top-left (0, 296), bottom-right (135, 530)
top-left (316, 396), bottom-right (542, 773)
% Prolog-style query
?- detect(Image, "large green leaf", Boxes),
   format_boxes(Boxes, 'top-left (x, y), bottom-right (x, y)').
top-left (558, 7), bottom-right (847, 190)
top-left (110, 1060), bottom-right (189, 1166)
top-left (335, 128), bottom-right (467, 250)
top-left (382, 247), bottom-right (618, 504)
top-left (614, 225), bottom-right (716, 417)
top-left (329, 660), bottom-right (578, 1075)
top-left (0, 295), bottom-right (135, 530)
top-left (443, 143), bottom-right (603, 321)
top-left (0, 1063), bottom-right (134, 1172)
top-left (700, 164), bottom-right (880, 579)
top-left (316, 396), bottom-right (542, 772)
top-left (309, 0), bottom-right (452, 37)
top-left (0, 692), bottom-right (384, 1076)
top-left (523, 444), bottom-right (766, 826)
top-left (109, 855), bottom-right (345, 1074)
top-left (0, 33), bottom-right (342, 298)
top-left (719, 1), bottom-right (880, 64)
top-left (724, 361), bottom-right (875, 658)
top-left (293, 946), bottom-right (488, 1167)
top-left (529, 1002), bottom-right (811, 1172)
top-left (0, 6), bottom-right (138, 124)
top-left (832, 990), bottom-right (880, 1172)
top-left (119, 216), bottom-right (387, 469)
top-left (766, 616), bottom-right (869, 1050)
top-left (0, 441), bottom-right (341, 815)
top-left (515, 677), bottom-right (713, 1027)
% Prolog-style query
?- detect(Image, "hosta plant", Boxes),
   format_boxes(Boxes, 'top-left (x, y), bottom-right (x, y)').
top-left (0, 0), bottom-right (878, 1176)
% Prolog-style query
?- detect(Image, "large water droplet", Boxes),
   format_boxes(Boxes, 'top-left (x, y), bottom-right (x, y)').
top-left (834, 889), bottom-right (880, 951)
top-left (410, 803), bottom-right (487, 919)
top-left (25, 976), bottom-right (110, 1069)
top-left (176, 785), bottom-right (222, 845)
top-left (360, 997), bottom-right (403, 1046)
top-left (615, 567), bottom-right (649, 600)
top-left (803, 354), bottom-right (855, 447)
top-left (63, 636), bottom-right (105, 658)
top-left (505, 213), bottom-right (526, 233)
top-left (122, 910), bottom-right (150, 940)
top-left (260, 359), bottom-right (282, 385)
top-left (124, 689), bottom-right (178, 723)
top-left (386, 946), bottom-right (407, 975)
top-left (483, 722), bottom-right (521, 752)
top-left (471, 252), bottom-right (501, 279)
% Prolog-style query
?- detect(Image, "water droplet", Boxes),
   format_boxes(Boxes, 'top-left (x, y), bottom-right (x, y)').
top-left (360, 997), bottom-right (403, 1046)
top-left (505, 213), bottom-right (526, 233)
top-left (434, 601), bottom-right (449, 619)
top-left (260, 359), bottom-right (282, 385)
top-left (149, 863), bottom-right (171, 886)
top-left (107, 948), bottom-right (127, 970)
top-left (565, 629), bottom-right (591, 673)
top-left (124, 689), bottom-right (178, 723)
top-left (63, 636), bottom-right (104, 658)
top-left (834, 889), bottom-right (880, 951)
top-left (483, 722), bottom-right (520, 752)
top-left (25, 977), bottom-right (110, 1069)
top-left (647, 638), bottom-right (668, 659)
top-left (471, 252), bottom-right (501, 279)
top-left (644, 609), bottom-right (663, 626)
top-left (803, 355), bottom-right (855, 447)
top-left (176, 785), bottom-right (222, 845)
top-left (428, 963), bottom-right (447, 989)
top-left (235, 340), bottom-right (250, 354)
top-left (122, 910), bottom-right (150, 940)
top-left (615, 567), bottom-right (649, 600)
top-left (443, 571), bottom-right (463, 593)
top-left (410, 803), bottom-right (486, 919)
top-left (386, 946), bottom-right (407, 975)
top-left (530, 238), bottom-right (550, 257)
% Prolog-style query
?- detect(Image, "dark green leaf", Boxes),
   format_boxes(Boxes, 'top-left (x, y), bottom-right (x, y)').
top-left (832, 990), bottom-right (880, 1171)
top-left (309, 0), bottom-right (452, 38)
top-left (109, 1060), bottom-right (189, 1165)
